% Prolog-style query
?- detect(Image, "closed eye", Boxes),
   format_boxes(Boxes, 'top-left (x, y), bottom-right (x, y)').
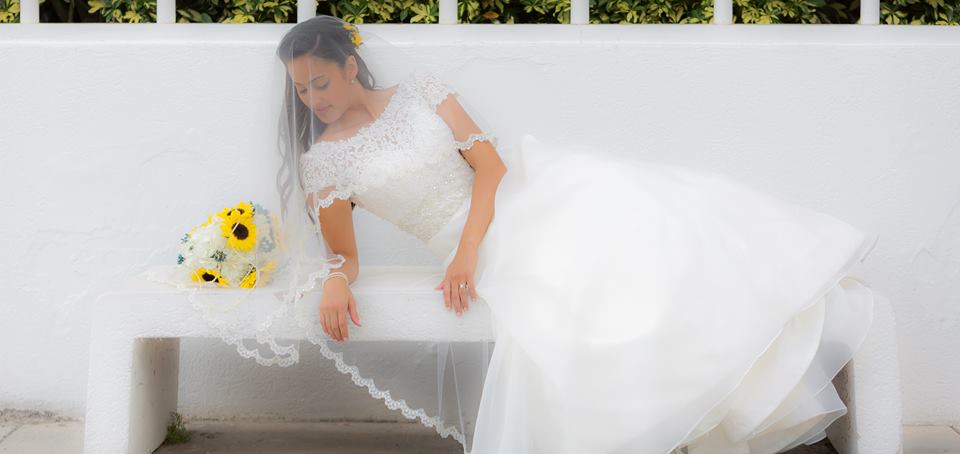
top-left (298, 83), bottom-right (329, 95)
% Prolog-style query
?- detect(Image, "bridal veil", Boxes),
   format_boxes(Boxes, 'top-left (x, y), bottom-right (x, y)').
top-left (142, 16), bottom-right (504, 453)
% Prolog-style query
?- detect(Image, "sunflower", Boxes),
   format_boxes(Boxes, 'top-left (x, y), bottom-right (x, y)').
top-left (220, 214), bottom-right (257, 252)
top-left (239, 260), bottom-right (278, 288)
top-left (197, 214), bottom-right (215, 229)
top-left (191, 267), bottom-right (228, 287)
top-left (261, 260), bottom-right (277, 278)
top-left (217, 201), bottom-right (254, 221)
top-left (239, 266), bottom-right (259, 288)
top-left (271, 212), bottom-right (286, 251)
top-left (342, 22), bottom-right (363, 48)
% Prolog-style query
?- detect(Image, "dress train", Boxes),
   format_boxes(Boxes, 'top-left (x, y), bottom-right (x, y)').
top-left (426, 134), bottom-right (877, 454)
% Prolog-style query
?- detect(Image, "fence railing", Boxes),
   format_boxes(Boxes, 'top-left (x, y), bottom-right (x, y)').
top-left (16, 0), bottom-right (883, 25)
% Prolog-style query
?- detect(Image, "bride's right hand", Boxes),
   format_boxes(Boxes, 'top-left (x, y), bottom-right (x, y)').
top-left (320, 278), bottom-right (362, 342)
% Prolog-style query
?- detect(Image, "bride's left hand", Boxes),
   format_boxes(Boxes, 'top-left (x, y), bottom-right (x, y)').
top-left (434, 247), bottom-right (480, 316)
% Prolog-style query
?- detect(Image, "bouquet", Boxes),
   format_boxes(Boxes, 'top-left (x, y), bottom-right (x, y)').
top-left (176, 201), bottom-right (282, 288)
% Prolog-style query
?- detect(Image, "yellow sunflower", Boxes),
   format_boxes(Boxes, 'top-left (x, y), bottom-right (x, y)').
top-left (261, 260), bottom-right (277, 279)
top-left (220, 214), bottom-right (257, 252)
top-left (191, 267), bottom-right (228, 287)
top-left (198, 214), bottom-right (215, 229)
top-left (342, 22), bottom-right (363, 48)
top-left (271, 212), bottom-right (286, 251)
top-left (239, 267), bottom-right (259, 288)
top-left (217, 201), bottom-right (254, 221)
top-left (240, 260), bottom-right (278, 288)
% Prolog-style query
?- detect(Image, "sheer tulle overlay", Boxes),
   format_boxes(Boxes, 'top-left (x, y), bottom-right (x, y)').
top-left (427, 134), bottom-right (878, 454)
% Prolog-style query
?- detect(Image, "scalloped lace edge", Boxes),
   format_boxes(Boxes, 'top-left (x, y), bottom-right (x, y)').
top-left (141, 262), bottom-right (469, 448)
top-left (286, 263), bottom-right (469, 447)
top-left (315, 189), bottom-right (354, 210)
top-left (455, 133), bottom-right (498, 152)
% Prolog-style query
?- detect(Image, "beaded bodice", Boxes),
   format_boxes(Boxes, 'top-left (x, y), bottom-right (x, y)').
top-left (299, 70), bottom-right (497, 244)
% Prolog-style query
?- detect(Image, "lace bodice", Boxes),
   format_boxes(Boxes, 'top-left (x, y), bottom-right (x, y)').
top-left (299, 70), bottom-right (497, 244)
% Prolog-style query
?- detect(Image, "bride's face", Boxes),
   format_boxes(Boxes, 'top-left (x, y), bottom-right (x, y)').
top-left (286, 55), bottom-right (357, 124)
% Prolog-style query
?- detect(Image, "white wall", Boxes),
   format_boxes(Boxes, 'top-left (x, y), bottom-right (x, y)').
top-left (0, 23), bottom-right (958, 425)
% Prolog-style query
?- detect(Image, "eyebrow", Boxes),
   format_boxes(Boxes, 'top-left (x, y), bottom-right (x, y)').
top-left (294, 75), bottom-right (327, 87)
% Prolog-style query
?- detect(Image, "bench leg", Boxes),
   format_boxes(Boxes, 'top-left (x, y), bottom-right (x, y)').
top-left (826, 292), bottom-right (903, 454)
top-left (85, 335), bottom-right (180, 454)
top-left (130, 338), bottom-right (181, 453)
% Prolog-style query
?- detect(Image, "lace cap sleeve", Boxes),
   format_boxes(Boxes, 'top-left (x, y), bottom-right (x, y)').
top-left (299, 150), bottom-right (353, 210)
top-left (413, 70), bottom-right (457, 111)
top-left (412, 71), bottom-right (500, 153)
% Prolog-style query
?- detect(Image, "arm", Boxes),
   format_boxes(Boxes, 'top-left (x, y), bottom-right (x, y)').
top-left (307, 191), bottom-right (360, 286)
top-left (432, 92), bottom-right (507, 315)
top-left (435, 93), bottom-right (508, 252)
top-left (307, 191), bottom-right (362, 342)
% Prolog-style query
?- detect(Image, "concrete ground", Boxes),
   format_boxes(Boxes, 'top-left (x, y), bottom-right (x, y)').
top-left (1, 409), bottom-right (958, 453)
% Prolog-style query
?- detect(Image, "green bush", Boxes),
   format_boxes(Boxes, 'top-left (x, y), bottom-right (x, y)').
top-left (881, 0), bottom-right (959, 23)
top-left (1, 0), bottom-right (957, 26)
top-left (735, 0), bottom-right (856, 23)
top-left (0, 0), bottom-right (18, 22)
top-left (592, 0), bottom-right (712, 23)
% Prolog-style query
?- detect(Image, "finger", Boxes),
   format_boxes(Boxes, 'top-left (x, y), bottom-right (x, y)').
top-left (338, 309), bottom-right (349, 341)
top-left (470, 280), bottom-right (479, 304)
top-left (452, 283), bottom-right (463, 316)
top-left (330, 310), bottom-right (343, 342)
top-left (458, 281), bottom-right (469, 312)
top-left (443, 279), bottom-right (452, 311)
top-left (326, 312), bottom-right (338, 341)
top-left (348, 296), bottom-right (362, 327)
top-left (324, 311), bottom-right (338, 342)
top-left (321, 312), bottom-right (331, 339)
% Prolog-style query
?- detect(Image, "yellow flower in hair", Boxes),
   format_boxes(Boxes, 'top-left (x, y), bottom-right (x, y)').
top-left (342, 22), bottom-right (363, 48)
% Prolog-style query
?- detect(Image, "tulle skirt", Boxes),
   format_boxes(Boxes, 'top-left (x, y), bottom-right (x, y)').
top-left (426, 134), bottom-right (878, 454)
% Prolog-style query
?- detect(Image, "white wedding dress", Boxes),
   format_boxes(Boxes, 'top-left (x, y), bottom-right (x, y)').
top-left (301, 69), bottom-right (879, 454)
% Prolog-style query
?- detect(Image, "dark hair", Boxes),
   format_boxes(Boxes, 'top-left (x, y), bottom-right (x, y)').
top-left (276, 15), bottom-right (374, 213)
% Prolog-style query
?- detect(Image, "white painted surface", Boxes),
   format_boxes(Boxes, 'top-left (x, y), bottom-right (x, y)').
top-left (0, 25), bottom-right (958, 427)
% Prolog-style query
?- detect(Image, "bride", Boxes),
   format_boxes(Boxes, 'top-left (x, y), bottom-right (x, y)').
top-left (270, 15), bottom-right (877, 454)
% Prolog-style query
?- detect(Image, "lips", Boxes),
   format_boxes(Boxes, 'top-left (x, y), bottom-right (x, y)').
top-left (315, 106), bottom-right (330, 115)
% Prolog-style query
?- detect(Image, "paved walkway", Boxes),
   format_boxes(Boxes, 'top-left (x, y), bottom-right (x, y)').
top-left (1, 409), bottom-right (958, 453)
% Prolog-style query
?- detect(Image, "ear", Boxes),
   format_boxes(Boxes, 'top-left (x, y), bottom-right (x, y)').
top-left (344, 55), bottom-right (359, 82)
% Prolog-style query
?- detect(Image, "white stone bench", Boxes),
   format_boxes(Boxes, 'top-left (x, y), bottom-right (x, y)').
top-left (83, 262), bottom-right (902, 454)
top-left (826, 290), bottom-right (904, 454)
top-left (83, 265), bottom-right (495, 454)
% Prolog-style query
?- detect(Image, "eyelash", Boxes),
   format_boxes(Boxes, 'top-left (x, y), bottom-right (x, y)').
top-left (298, 83), bottom-right (328, 95)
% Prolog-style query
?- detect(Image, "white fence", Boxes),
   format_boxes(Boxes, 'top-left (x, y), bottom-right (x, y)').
top-left (15, 0), bottom-right (883, 24)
